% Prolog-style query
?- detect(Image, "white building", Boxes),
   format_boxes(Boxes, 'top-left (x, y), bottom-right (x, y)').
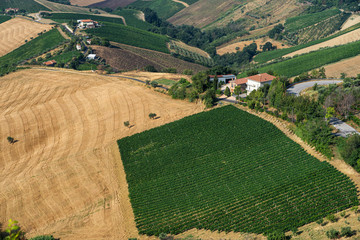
top-left (209, 74), bottom-right (236, 84)
top-left (245, 73), bottom-right (276, 94)
top-left (86, 54), bottom-right (96, 60)
top-left (76, 44), bottom-right (82, 51)
top-left (77, 19), bottom-right (99, 29)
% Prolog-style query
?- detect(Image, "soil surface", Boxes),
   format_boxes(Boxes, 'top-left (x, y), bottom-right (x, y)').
top-left (0, 17), bottom-right (52, 57)
top-left (0, 68), bottom-right (203, 240)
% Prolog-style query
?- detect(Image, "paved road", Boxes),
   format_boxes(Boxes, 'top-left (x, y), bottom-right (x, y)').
top-left (329, 118), bottom-right (360, 137)
top-left (287, 80), bottom-right (342, 96)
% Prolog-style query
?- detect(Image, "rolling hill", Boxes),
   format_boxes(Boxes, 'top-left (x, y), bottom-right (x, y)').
top-left (0, 0), bottom-right (49, 12)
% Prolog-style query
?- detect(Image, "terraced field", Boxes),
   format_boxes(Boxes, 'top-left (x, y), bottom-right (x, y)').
top-left (0, 18), bottom-right (52, 57)
top-left (0, 68), bottom-right (203, 240)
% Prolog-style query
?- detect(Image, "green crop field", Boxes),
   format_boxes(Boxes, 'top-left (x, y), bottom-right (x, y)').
top-left (86, 22), bottom-right (169, 53)
top-left (49, 50), bottom-right (82, 64)
top-left (117, 106), bottom-right (358, 236)
top-left (45, 13), bottom-right (125, 25)
top-left (284, 8), bottom-right (340, 32)
top-left (254, 22), bottom-right (360, 64)
top-left (0, 29), bottom-right (65, 75)
top-left (129, 0), bottom-right (185, 19)
top-left (257, 40), bottom-right (360, 77)
top-left (0, 15), bottom-right (11, 24)
top-left (113, 9), bottom-right (152, 30)
top-left (0, 0), bottom-right (49, 12)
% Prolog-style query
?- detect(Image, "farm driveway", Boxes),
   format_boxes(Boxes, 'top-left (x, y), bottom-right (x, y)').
top-left (329, 118), bottom-right (360, 137)
top-left (286, 80), bottom-right (342, 96)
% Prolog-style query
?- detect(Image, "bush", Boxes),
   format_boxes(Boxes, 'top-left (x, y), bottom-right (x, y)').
top-left (30, 236), bottom-right (56, 240)
top-left (266, 231), bottom-right (286, 240)
top-left (340, 227), bottom-right (354, 237)
top-left (326, 214), bottom-right (338, 223)
top-left (326, 229), bottom-right (340, 239)
top-left (144, 65), bottom-right (157, 72)
top-left (183, 69), bottom-right (193, 75)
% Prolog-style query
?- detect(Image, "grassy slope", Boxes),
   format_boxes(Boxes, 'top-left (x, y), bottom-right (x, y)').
top-left (86, 22), bottom-right (169, 53)
top-left (48, 50), bottom-right (81, 64)
top-left (118, 105), bottom-right (358, 235)
top-left (0, 29), bottom-right (65, 74)
top-left (0, 16), bottom-right (11, 24)
top-left (45, 13), bottom-right (125, 25)
top-left (256, 40), bottom-right (360, 77)
top-left (254, 22), bottom-right (360, 64)
top-left (129, 0), bottom-right (185, 19)
top-left (112, 9), bottom-right (153, 30)
top-left (0, 0), bottom-right (50, 12)
top-left (284, 8), bottom-right (340, 32)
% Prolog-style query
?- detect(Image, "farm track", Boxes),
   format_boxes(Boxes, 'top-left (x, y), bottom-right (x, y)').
top-left (0, 68), bottom-right (203, 239)
top-left (0, 17), bottom-right (52, 57)
top-left (234, 104), bottom-right (360, 199)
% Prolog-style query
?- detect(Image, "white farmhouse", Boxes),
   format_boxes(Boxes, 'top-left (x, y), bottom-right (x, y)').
top-left (209, 74), bottom-right (236, 84)
top-left (77, 19), bottom-right (99, 29)
top-left (86, 54), bottom-right (96, 60)
top-left (76, 44), bottom-right (82, 51)
top-left (245, 73), bottom-right (276, 94)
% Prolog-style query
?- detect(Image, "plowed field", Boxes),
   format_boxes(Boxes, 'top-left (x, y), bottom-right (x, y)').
top-left (70, 0), bottom-right (105, 6)
top-left (0, 68), bottom-right (203, 239)
top-left (0, 18), bottom-right (52, 57)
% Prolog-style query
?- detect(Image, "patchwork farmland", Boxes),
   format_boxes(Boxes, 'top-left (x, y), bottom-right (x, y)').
top-left (118, 106), bottom-right (358, 236)
top-left (0, 68), bottom-right (203, 239)
top-left (0, 17), bottom-right (53, 57)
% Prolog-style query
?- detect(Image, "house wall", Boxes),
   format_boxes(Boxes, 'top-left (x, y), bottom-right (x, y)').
top-left (246, 80), bottom-right (273, 94)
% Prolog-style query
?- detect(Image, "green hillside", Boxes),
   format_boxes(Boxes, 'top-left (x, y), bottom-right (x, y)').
top-left (256, 40), bottom-right (360, 77)
top-left (129, 0), bottom-right (185, 19)
top-left (112, 9), bottom-right (153, 30)
top-left (0, 15), bottom-right (11, 24)
top-left (44, 13), bottom-right (125, 25)
top-left (254, 22), bottom-right (360, 64)
top-left (0, 0), bottom-right (49, 12)
top-left (86, 22), bottom-right (169, 53)
top-left (118, 106), bottom-right (358, 236)
top-left (0, 28), bottom-right (65, 75)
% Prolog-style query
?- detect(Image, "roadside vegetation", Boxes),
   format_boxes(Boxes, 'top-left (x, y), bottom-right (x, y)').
top-left (118, 105), bottom-right (358, 236)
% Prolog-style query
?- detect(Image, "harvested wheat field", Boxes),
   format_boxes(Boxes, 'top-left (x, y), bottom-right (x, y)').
top-left (0, 68), bottom-right (203, 240)
top-left (0, 18), bottom-right (52, 57)
top-left (324, 54), bottom-right (360, 78)
top-left (70, 0), bottom-right (105, 6)
top-left (284, 28), bottom-right (360, 58)
top-left (217, 37), bottom-right (289, 55)
top-left (340, 14), bottom-right (360, 31)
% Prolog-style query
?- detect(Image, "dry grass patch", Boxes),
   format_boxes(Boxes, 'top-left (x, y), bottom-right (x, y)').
top-left (0, 68), bottom-right (203, 240)
top-left (341, 14), bottom-right (360, 31)
top-left (0, 17), bottom-right (52, 57)
top-left (324, 54), bottom-right (360, 78)
top-left (217, 37), bottom-right (289, 55)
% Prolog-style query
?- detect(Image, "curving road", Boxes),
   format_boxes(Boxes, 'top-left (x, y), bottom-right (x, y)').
top-left (287, 79), bottom-right (342, 96)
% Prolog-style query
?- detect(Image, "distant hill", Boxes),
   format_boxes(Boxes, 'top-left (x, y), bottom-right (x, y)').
top-left (89, 0), bottom-right (138, 9)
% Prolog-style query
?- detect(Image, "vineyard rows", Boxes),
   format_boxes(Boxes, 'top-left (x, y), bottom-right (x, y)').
top-left (118, 106), bottom-right (358, 236)
top-left (169, 41), bottom-right (214, 66)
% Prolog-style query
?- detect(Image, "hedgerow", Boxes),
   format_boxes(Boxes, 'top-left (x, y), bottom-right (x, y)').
top-left (118, 106), bottom-right (358, 236)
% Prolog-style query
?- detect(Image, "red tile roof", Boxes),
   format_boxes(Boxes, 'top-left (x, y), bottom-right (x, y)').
top-left (234, 78), bottom-right (247, 85)
top-left (44, 60), bottom-right (57, 66)
top-left (81, 19), bottom-right (94, 23)
top-left (247, 73), bottom-right (276, 83)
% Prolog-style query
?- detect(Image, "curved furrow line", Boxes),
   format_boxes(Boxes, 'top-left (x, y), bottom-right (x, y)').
top-left (2, 80), bottom-right (31, 115)
top-left (30, 106), bottom-right (49, 161)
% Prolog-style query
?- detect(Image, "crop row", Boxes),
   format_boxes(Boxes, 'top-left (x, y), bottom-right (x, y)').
top-left (169, 42), bottom-right (214, 66)
top-left (118, 106), bottom-right (359, 236)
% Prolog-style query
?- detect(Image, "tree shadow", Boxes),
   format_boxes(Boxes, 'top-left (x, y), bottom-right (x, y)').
top-left (154, 116), bottom-right (161, 120)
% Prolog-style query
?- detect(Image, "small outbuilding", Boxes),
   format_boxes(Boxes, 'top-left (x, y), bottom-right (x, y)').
top-left (209, 74), bottom-right (236, 84)
top-left (44, 60), bottom-right (57, 66)
top-left (86, 54), bottom-right (96, 60)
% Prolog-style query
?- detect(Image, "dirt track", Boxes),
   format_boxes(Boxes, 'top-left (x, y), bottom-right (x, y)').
top-left (0, 18), bottom-right (52, 57)
top-left (0, 68), bottom-right (203, 239)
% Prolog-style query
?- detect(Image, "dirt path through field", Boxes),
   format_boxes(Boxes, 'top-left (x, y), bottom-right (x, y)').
top-left (172, 0), bottom-right (189, 7)
top-left (57, 26), bottom-right (71, 40)
top-left (0, 17), bottom-right (52, 57)
top-left (0, 68), bottom-right (203, 239)
top-left (284, 28), bottom-right (360, 58)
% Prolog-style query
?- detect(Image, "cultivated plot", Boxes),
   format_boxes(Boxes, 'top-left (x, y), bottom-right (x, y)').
top-left (0, 68), bottom-right (203, 240)
top-left (0, 18), bottom-right (52, 57)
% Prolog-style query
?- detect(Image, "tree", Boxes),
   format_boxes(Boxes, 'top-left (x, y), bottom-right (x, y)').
top-left (325, 107), bottom-right (335, 120)
top-left (341, 227), bottom-right (354, 237)
top-left (336, 92), bottom-right (355, 119)
top-left (5, 219), bottom-right (22, 240)
top-left (149, 113), bottom-right (157, 119)
top-left (262, 42), bottom-right (276, 52)
top-left (150, 81), bottom-right (159, 88)
top-left (224, 86), bottom-right (231, 97)
top-left (319, 67), bottom-right (326, 78)
top-left (234, 85), bottom-right (242, 95)
top-left (124, 121), bottom-right (130, 128)
top-left (213, 75), bottom-right (218, 90)
top-left (7, 136), bottom-right (14, 144)
top-left (326, 229), bottom-right (340, 239)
